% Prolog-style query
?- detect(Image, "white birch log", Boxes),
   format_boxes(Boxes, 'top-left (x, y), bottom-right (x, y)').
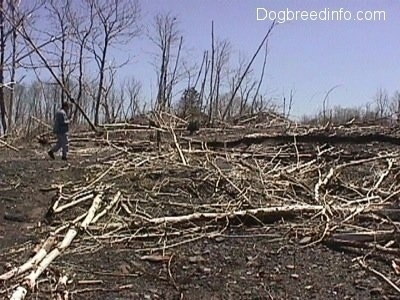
top-left (92, 191), bottom-right (121, 223)
top-left (26, 193), bottom-right (103, 287)
top-left (10, 287), bottom-right (27, 300)
top-left (146, 204), bottom-right (369, 225)
top-left (54, 213), bottom-right (87, 235)
top-left (0, 237), bottom-right (56, 281)
top-left (58, 228), bottom-right (78, 250)
top-left (25, 248), bottom-right (61, 288)
top-left (81, 193), bottom-right (103, 229)
top-left (9, 193), bottom-right (104, 300)
top-left (54, 193), bottom-right (94, 213)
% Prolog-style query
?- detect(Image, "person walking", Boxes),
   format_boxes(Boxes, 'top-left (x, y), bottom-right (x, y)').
top-left (48, 102), bottom-right (70, 161)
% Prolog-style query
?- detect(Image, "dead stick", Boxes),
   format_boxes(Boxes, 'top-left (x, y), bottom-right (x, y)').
top-left (30, 116), bottom-right (52, 130)
top-left (170, 125), bottom-right (187, 165)
top-left (358, 258), bottom-right (400, 294)
top-left (0, 138), bottom-right (19, 152)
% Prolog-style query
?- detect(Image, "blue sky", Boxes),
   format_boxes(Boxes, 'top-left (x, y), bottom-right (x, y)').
top-left (124, 0), bottom-right (399, 118)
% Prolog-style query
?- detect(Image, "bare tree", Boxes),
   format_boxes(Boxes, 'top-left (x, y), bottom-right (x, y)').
top-left (17, 21), bottom-right (97, 130)
top-left (390, 91), bottom-right (400, 124)
top-left (66, 0), bottom-right (94, 123)
top-left (123, 77), bottom-right (142, 120)
top-left (375, 88), bottom-right (389, 121)
top-left (6, 0), bottom-right (19, 130)
top-left (252, 40), bottom-right (268, 114)
top-left (0, 0), bottom-right (98, 131)
top-left (151, 13), bottom-right (181, 113)
top-left (13, 83), bottom-right (25, 125)
top-left (208, 21), bottom-right (215, 123)
top-left (45, 0), bottom-right (76, 107)
top-left (282, 89), bottom-right (294, 118)
top-left (198, 51), bottom-right (209, 115)
top-left (322, 85), bottom-right (341, 123)
top-left (212, 40), bottom-right (230, 119)
top-left (89, 0), bottom-right (141, 125)
top-left (222, 21), bottom-right (275, 121)
top-left (0, 0), bottom-right (7, 134)
top-left (101, 64), bottom-right (117, 123)
top-left (230, 55), bottom-right (258, 116)
top-left (165, 35), bottom-right (182, 108)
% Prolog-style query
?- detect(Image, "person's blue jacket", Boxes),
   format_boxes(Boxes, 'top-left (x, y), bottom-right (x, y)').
top-left (53, 108), bottom-right (69, 134)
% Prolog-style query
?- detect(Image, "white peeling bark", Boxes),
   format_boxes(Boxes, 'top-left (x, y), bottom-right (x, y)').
top-left (8, 193), bottom-right (104, 300)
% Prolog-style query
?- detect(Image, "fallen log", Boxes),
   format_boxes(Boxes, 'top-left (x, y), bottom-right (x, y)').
top-left (201, 132), bottom-right (400, 148)
top-left (0, 237), bottom-right (56, 281)
top-left (7, 193), bottom-right (104, 300)
top-left (331, 230), bottom-right (395, 243)
top-left (324, 238), bottom-right (400, 255)
top-left (139, 204), bottom-right (383, 226)
top-left (0, 138), bottom-right (19, 152)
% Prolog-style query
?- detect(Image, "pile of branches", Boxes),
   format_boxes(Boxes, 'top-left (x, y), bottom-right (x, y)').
top-left (1, 113), bottom-right (400, 298)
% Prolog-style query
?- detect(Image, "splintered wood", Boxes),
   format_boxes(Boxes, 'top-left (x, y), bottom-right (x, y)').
top-left (1, 115), bottom-right (400, 298)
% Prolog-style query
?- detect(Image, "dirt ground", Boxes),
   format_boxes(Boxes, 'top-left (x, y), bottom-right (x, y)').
top-left (0, 143), bottom-right (397, 300)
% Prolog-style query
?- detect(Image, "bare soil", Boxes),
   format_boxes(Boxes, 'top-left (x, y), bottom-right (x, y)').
top-left (0, 141), bottom-right (397, 300)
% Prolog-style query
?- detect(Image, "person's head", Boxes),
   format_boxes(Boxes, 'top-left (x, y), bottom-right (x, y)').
top-left (61, 102), bottom-right (70, 111)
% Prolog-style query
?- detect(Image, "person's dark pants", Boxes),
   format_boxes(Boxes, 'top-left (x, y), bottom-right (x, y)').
top-left (51, 133), bottom-right (69, 158)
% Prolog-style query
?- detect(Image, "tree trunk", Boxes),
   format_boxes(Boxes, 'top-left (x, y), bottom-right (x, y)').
top-left (94, 40), bottom-right (108, 126)
top-left (208, 21), bottom-right (214, 124)
top-left (8, 0), bottom-right (17, 130)
top-left (0, 0), bottom-right (7, 134)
